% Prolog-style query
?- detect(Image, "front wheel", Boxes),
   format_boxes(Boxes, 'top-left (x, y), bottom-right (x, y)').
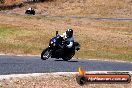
top-left (41, 48), bottom-right (51, 60)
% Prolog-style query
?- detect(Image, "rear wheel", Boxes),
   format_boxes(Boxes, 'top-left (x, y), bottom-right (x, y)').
top-left (32, 10), bottom-right (35, 15)
top-left (62, 56), bottom-right (71, 61)
top-left (62, 50), bottom-right (75, 61)
top-left (41, 48), bottom-right (51, 60)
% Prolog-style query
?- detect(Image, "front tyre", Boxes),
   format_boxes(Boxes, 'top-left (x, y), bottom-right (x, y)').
top-left (25, 10), bottom-right (28, 14)
top-left (41, 48), bottom-right (51, 60)
top-left (62, 56), bottom-right (71, 61)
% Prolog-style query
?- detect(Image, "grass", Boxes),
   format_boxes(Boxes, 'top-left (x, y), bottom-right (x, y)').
top-left (0, 0), bottom-right (22, 5)
top-left (0, 24), bottom-right (49, 54)
top-left (0, 13), bottom-right (132, 61)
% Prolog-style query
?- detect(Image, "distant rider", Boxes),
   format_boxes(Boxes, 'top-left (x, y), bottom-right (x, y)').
top-left (25, 7), bottom-right (35, 15)
top-left (27, 7), bottom-right (32, 11)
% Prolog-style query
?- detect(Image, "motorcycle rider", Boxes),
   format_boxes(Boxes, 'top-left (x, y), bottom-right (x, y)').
top-left (60, 29), bottom-right (74, 50)
top-left (41, 29), bottom-right (80, 60)
top-left (25, 7), bottom-right (35, 15)
top-left (43, 29), bottom-right (74, 59)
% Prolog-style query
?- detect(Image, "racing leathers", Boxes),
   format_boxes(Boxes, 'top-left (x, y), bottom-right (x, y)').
top-left (60, 32), bottom-right (74, 49)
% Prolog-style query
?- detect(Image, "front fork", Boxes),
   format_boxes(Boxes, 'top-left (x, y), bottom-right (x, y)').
top-left (47, 49), bottom-right (52, 58)
top-left (44, 47), bottom-right (52, 59)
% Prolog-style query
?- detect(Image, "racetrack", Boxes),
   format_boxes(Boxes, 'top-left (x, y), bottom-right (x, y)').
top-left (0, 55), bottom-right (132, 75)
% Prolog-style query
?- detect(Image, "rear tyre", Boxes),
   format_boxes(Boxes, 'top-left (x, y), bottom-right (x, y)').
top-left (41, 48), bottom-right (51, 60)
top-left (32, 11), bottom-right (35, 15)
top-left (62, 56), bottom-right (71, 61)
top-left (62, 51), bottom-right (75, 61)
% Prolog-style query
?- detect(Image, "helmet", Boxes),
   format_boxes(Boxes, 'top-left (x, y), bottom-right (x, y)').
top-left (66, 29), bottom-right (73, 38)
top-left (28, 7), bottom-right (33, 10)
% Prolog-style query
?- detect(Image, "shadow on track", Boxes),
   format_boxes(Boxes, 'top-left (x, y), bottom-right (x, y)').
top-left (54, 59), bottom-right (78, 62)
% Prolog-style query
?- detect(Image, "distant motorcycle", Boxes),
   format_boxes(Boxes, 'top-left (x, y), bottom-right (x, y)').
top-left (25, 9), bottom-right (35, 15)
top-left (41, 31), bottom-right (80, 61)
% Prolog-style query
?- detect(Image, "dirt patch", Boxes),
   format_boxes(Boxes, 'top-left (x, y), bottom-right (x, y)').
top-left (6, 0), bottom-right (132, 18)
top-left (0, 74), bottom-right (131, 88)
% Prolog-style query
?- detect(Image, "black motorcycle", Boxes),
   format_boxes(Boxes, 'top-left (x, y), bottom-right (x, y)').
top-left (25, 9), bottom-right (35, 15)
top-left (41, 31), bottom-right (80, 61)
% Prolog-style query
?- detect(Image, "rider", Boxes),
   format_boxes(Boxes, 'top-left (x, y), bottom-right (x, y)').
top-left (28, 7), bottom-right (35, 11)
top-left (27, 7), bottom-right (32, 11)
top-left (61, 29), bottom-right (74, 49)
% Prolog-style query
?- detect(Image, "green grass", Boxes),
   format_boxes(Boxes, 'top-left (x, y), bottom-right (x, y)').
top-left (0, 24), bottom-right (45, 54)
top-left (0, 25), bottom-right (17, 37)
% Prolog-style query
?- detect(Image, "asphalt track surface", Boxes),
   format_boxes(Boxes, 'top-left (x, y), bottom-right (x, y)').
top-left (0, 55), bottom-right (132, 75)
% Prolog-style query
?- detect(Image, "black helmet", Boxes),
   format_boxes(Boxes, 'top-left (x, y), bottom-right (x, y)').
top-left (66, 29), bottom-right (73, 38)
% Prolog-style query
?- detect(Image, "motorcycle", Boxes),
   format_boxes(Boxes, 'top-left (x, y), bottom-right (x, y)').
top-left (25, 9), bottom-right (35, 15)
top-left (41, 31), bottom-right (80, 61)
